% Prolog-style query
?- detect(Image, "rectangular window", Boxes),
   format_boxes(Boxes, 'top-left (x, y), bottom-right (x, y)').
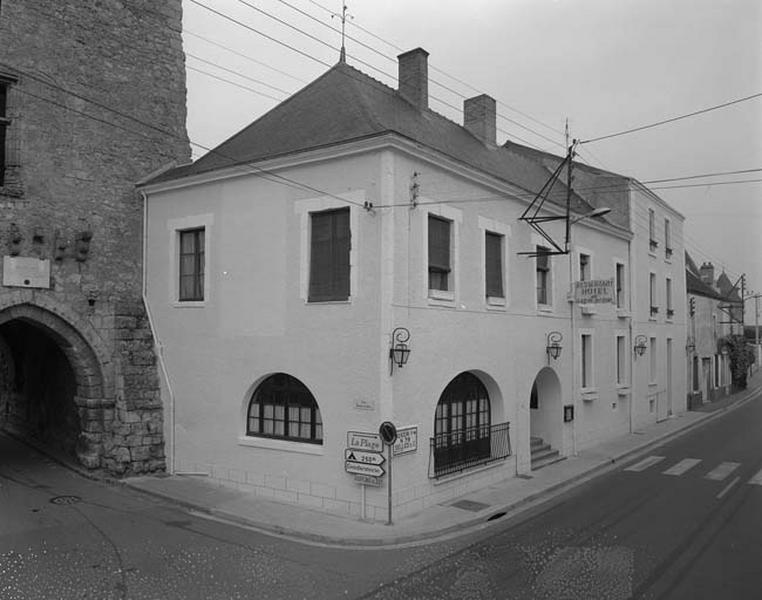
top-left (0, 81), bottom-right (8, 187)
top-left (581, 334), bottom-right (593, 388)
top-left (664, 219), bottom-right (672, 257)
top-left (616, 335), bottom-right (626, 385)
top-left (666, 277), bottom-right (673, 318)
top-left (178, 228), bottom-right (205, 301)
top-left (428, 215), bottom-right (451, 292)
top-left (714, 354), bottom-right (720, 387)
top-left (579, 253), bottom-right (590, 281)
top-left (616, 262), bottom-right (625, 308)
top-left (309, 207), bottom-right (350, 302)
top-left (536, 246), bottom-right (551, 305)
top-left (649, 272), bottom-right (658, 316)
top-left (485, 231), bottom-right (503, 298)
top-left (649, 209), bottom-right (658, 250)
top-left (650, 337), bottom-right (657, 382)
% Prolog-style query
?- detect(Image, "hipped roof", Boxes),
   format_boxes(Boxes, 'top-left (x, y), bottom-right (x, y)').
top-left (147, 61), bottom-right (603, 220)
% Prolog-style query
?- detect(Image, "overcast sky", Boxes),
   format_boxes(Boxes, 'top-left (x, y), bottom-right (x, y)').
top-left (182, 0), bottom-right (762, 320)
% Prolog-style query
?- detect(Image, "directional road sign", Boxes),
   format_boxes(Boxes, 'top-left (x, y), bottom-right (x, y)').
top-left (347, 431), bottom-right (383, 452)
top-left (345, 449), bottom-right (385, 465)
top-left (345, 461), bottom-right (385, 477)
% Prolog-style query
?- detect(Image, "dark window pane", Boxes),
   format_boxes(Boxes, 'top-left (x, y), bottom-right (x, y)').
top-left (179, 228), bottom-right (204, 301)
top-left (428, 215), bottom-right (451, 272)
top-left (485, 232), bottom-right (503, 297)
top-left (309, 208), bottom-right (350, 301)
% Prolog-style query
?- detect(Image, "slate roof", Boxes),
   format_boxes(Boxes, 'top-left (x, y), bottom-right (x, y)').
top-left (145, 61), bottom-right (606, 222)
top-left (717, 271), bottom-right (743, 302)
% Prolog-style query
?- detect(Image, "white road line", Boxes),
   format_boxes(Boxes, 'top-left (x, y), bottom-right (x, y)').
top-left (625, 456), bottom-right (666, 472)
top-left (705, 462), bottom-right (741, 481)
top-left (662, 458), bottom-right (702, 476)
top-left (717, 476), bottom-right (741, 499)
top-left (748, 468), bottom-right (762, 486)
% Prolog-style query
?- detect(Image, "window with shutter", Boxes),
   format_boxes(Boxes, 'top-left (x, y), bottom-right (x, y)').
top-left (428, 215), bottom-right (451, 291)
top-left (536, 246), bottom-right (551, 305)
top-left (178, 228), bottom-right (204, 301)
top-left (485, 231), bottom-right (503, 298)
top-left (309, 207), bottom-right (350, 302)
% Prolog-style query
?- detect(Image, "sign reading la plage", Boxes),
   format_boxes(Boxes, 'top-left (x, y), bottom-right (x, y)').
top-left (574, 278), bottom-right (614, 304)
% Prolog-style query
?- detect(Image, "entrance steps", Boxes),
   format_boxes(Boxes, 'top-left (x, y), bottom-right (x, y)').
top-left (531, 436), bottom-right (565, 470)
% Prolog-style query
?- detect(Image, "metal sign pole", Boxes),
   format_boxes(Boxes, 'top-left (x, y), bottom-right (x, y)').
top-left (387, 443), bottom-right (392, 525)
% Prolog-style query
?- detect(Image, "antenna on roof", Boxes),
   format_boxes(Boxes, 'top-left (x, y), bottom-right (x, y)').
top-left (332, 1), bottom-right (353, 63)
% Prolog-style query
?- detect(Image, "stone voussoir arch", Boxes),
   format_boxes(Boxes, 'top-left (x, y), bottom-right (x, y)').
top-left (0, 291), bottom-right (115, 405)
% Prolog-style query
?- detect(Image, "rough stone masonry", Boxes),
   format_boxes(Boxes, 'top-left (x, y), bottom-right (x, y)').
top-left (0, 0), bottom-right (191, 474)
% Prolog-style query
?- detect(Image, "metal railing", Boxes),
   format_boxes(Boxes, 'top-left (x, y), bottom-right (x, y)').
top-left (428, 421), bottom-right (511, 479)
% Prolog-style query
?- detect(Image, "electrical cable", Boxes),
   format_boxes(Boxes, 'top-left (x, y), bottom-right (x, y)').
top-left (580, 92), bottom-right (762, 144)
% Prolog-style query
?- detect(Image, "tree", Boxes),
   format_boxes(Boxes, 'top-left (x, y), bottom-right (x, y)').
top-left (720, 334), bottom-right (756, 390)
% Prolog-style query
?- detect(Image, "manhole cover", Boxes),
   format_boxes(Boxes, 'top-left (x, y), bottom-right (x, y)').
top-left (49, 495), bottom-right (82, 505)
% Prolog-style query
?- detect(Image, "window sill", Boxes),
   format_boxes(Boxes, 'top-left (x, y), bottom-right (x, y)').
top-left (486, 296), bottom-right (506, 311)
top-left (579, 304), bottom-right (597, 315)
top-left (648, 381), bottom-right (658, 387)
top-left (172, 300), bottom-right (206, 308)
top-left (616, 309), bottom-right (631, 319)
top-left (305, 299), bottom-right (352, 305)
top-left (429, 289), bottom-right (455, 301)
top-left (238, 436), bottom-right (324, 455)
top-left (536, 304), bottom-right (554, 313)
top-left (581, 389), bottom-right (598, 401)
top-left (616, 385), bottom-right (631, 396)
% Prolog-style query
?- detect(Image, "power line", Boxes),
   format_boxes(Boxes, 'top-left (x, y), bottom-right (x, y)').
top-left (186, 53), bottom-right (291, 96)
top-left (186, 65), bottom-right (285, 102)
top-left (580, 92), bottom-right (762, 144)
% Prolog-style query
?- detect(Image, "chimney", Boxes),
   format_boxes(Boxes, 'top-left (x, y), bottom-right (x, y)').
top-left (398, 48), bottom-right (429, 110)
top-left (464, 94), bottom-right (497, 146)
top-left (700, 262), bottom-right (715, 286)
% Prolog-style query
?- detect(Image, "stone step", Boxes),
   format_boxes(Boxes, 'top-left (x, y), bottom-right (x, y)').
top-left (530, 447), bottom-right (558, 462)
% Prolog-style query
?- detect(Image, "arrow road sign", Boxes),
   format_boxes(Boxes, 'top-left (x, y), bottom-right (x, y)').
top-left (345, 461), bottom-right (385, 477)
top-left (345, 449), bottom-right (385, 465)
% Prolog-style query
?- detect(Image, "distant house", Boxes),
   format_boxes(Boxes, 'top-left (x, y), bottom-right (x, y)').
top-left (140, 49), bottom-right (686, 520)
top-left (685, 255), bottom-right (733, 405)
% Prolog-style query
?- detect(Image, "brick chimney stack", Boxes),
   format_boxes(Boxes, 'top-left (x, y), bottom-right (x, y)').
top-left (398, 48), bottom-right (429, 110)
top-left (464, 94), bottom-right (497, 146)
top-left (700, 262), bottom-right (715, 286)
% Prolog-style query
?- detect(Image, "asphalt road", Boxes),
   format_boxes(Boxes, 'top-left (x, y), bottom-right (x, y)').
top-left (361, 389), bottom-right (762, 600)
top-left (1, 389), bottom-right (760, 599)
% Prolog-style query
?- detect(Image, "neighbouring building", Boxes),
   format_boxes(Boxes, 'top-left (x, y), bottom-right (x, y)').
top-left (685, 255), bottom-right (734, 405)
top-left (0, 0), bottom-right (190, 473)
top-left (141, 49), bottom-right (686, 521)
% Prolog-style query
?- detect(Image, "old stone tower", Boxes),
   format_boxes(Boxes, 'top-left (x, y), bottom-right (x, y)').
top-left (0, 1), bottom-right (191, 473)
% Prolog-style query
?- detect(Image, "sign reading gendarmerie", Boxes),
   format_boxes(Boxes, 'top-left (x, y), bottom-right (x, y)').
top-left (574, 278), bottom-right (614, 304)
top-left (3, 256), bottom-right (51, 289)
top-left (392, 425), bottom-right (418, 455)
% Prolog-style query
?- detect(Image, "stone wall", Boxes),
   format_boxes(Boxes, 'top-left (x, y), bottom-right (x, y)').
top-left (0, 0), bottom-right (190, 474)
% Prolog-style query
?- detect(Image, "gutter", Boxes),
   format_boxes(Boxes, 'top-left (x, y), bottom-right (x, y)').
top-left (141, 190), bottom-right (176, 475)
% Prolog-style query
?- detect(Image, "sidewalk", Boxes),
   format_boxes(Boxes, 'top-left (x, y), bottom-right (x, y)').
top-left (125, 372), bottom-right (762, 548)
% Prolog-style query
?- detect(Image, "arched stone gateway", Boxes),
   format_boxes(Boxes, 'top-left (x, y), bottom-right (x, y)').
top-left (0, 302), bottom-right (114, 469)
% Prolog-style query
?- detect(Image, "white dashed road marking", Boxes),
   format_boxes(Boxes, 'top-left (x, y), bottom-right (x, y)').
top-left (748, 468), bottom-right (762, 486)
top-left (662, 458), bottom-right (702, 476)
top-left (717, 476), bottom-right (741, 499)
top-left (624, 456), bottom-right (665, 472)
top-left (704, 462), bottom-right (741, 481)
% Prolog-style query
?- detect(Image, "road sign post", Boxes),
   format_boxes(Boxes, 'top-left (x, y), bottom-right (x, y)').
top-left (379, 421), bottom-right (397, 526)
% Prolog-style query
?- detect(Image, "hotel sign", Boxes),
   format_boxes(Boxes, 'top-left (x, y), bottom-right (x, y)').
top-left (3, 256), bottom-right (51, 289)
top-left (574, 278), bottom-right (614, 304)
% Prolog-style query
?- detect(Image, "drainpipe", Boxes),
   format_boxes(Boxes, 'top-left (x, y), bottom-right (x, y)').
top-left (141, 190), bottom-right (176, 475)
top-left (628, 221), bottom-right (634, 434)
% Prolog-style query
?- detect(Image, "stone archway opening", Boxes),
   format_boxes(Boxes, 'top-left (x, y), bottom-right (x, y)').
top-left (0, 305), bottom-right (111, 469)
top-left (529, 367), bottom-right (563, 468)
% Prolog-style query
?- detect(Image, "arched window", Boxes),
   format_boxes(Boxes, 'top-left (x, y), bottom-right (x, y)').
top-left (433, 372), bottom-right (491, 475)
top-left (247, 373), bottom-right (323, 444)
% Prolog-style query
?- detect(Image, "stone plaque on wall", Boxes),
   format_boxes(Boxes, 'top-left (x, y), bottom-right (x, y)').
top-left (3, 256), bottom-right (51, 289)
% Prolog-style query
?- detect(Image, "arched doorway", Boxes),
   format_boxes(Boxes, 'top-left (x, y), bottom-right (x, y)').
top-left (0, 303), bottom-right (111, 468)
top-left (529, 367), bottom-right (562, 468)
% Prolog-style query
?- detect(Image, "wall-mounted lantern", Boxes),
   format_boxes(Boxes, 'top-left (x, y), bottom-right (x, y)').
top-left (686, 337), bottom-right (696, 354)
top-left (634, 335), bottom-right (648, 358)
top-left (546, 331), bottom-right (563, 363)
top-left (389, 327), bottom-right (411, 375)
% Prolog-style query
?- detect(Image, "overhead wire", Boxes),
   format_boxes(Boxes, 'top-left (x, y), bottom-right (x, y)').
top-left (580, 92), bottom-right (762, 144)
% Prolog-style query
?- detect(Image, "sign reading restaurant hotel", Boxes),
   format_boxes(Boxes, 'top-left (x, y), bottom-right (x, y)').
top-left (3, 256), bottom-right (51, 289)
top-left (574, 278), bottom-right (614, 304)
